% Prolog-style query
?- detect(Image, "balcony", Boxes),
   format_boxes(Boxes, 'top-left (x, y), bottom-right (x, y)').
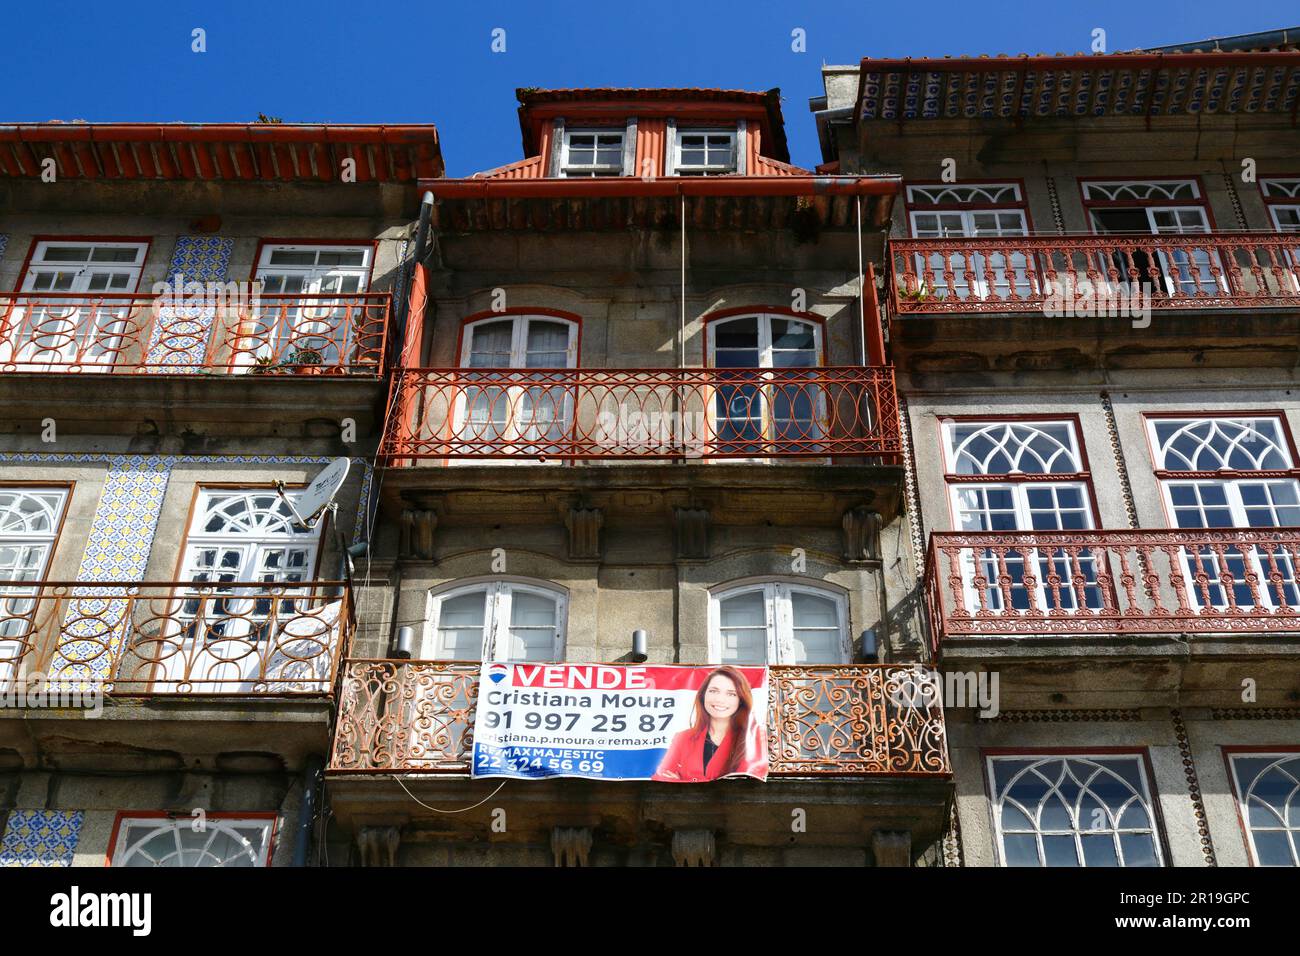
top-left (382, 366), bottom-right (901, 463)
top-left (1, 580), bottom-right (352, 696)
top-left (925, 529), bottom-right (1300, 707)
top-left (885, 233), bottom-right (1300, 371)
top-left (0, 292), bottom-right (390, 375)
top-left (0, 292), bottom-right (392, 437)
top-left (328, 660), bottom-right (948, 776)
top-left (0, 580), bottom-right (353, 773)
top-left (889, 233), bottom-right (1300, 315)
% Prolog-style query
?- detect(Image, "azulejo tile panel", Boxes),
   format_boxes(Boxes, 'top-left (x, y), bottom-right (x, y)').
top-left (0, 809), bottom-right (84, 867)
top-left (146, 236), bottom-right (236, 371)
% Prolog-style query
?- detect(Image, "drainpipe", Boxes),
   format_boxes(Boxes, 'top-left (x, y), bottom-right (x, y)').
top-left (390, 190), bottom-right (435, 368)
top-left (293, 753), bottom-right (325, 867)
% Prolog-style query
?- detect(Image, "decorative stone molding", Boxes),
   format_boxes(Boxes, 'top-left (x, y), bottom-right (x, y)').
top-left (1171, 709), bottom-right (1217, 867)
top-left (671, 828), bottom-right (716, 866)
top-left (399, 508), bottom-right (438, 561)
top-left (673, 507), bottom-right (710, 560)
top-left (896, 395), bottom-right (926, 580)
top-left (357, 825), bottom-right (402, 867)
top-left (841, 507), bottom-right (882, 562)
top-left (871, 829), bottom-right (912, 867)
top-left (1099, 391), bottom-right (1140, 530)
top-left (1211, 707), bottom-right (1300, 720)
top-left (550, 826), bottom-right (594, 867)
top-left (564, 507), bottom-right (603, 561)
top-left (983, 709), bottom-right (1142, 723)
top-left (1044, 176), bottom-right (1065, 234)
top-left (1221, 171), bottom-right (1248, 230)
top-left (941, 810), bottom-right (963, 867)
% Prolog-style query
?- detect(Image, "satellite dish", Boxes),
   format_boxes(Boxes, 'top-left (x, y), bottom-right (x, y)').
top-left (278, 457), bottom-right (350, 530)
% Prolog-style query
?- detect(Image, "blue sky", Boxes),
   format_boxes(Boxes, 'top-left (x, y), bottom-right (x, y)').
top-left (2, 1), bottom-right (1296, 175)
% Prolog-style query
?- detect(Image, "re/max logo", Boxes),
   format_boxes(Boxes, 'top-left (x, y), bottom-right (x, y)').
top-left (512, 665), bottom-right (648, 690)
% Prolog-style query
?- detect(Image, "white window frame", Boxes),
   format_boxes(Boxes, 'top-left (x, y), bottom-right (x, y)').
top-left (422, 579), bottom-right (567, 662)
top-left (110, 816), bottom-right (275, 867)
top-left (0, 487), bottom-right (69, 689)
top-left (1081, 179), bottom-right (1201, 203)
top-left (1148, 416), bottom-right (1300, 611)
top-left (151, 487), bottom-right (325, 692)
top-left (670, 128), bottom-right (738, 176)
top-left (247, 243), bottom-right (373, 368)
top-left (179, 487), bottom-right (323, 587)
top-left (906, 190), bottom-right (1030, 301)
top-left (708, 581), bottom-right (850, 665)
top-left (253, 244), bottom-right (372, 294)
top-left (559, 128), bottom-right (626, 177)
top-left (1261, 178), bottom-right (1300, 234)
top-left (9, 240), bottom-right (148, 372)
top-left (1227, 751), bottom-right (1300, 867)
top-left (705, 313), bottom-right (827, 458)
top-left (987, 753), bottom-right (1165, 867)
top-left (451, 314), bottom-right (579, 463)
top-left (942, 420), bottom-right (1101, 614)
top-left (459, 314), bottom-right (579, 370)
top-left (1083, 181), bottom-right (1224, 297)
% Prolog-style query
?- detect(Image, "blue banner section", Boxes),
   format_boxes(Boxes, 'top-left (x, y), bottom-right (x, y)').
top-left (472, 743), bottom-right (667, 780)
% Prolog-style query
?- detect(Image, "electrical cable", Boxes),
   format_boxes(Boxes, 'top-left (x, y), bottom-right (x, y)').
top-left (390, 774), bottom-right (506, 813)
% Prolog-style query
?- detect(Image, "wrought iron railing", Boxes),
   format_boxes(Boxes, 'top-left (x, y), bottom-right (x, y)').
top-left (889, 233), bottom-right (1300, 313)
top-left (382, 366), bottom-right (901, 463)
top-left (926, 529), bottom-right (1300, 653)
top-left (0, 580), bottom-right (352, 696)
top-left (328, 661), bottom-right (950, 776)
top-left (0, 292), bottom-right (389, 374)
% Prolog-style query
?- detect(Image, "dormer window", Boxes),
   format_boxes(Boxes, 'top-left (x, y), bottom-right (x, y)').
top-left (672, 128), bottom-right (737, 176)
top-left (560, 129), bottom-right (625, 177)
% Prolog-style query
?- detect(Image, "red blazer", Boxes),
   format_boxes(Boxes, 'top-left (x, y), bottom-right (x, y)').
top-left (652, 720), bottom-right (768, 782)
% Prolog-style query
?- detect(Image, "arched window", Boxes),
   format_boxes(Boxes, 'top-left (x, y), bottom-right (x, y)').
top-left (0, 487), bottom-right (69, 688)
top-left (454, 314), bottom-right (579, 456)
top-left (941, 419), bottom-right (1101, 614)
top-left (988, 754), bottom-right (1164, 867)
top-left (111, 816), bottom-right (275, 867)
top-left (1228, 751), bottom-right (1300, 866)
top-left (424, 580), bottom-right (566, 662)
top-left (710, 581), bottom-right (848, 666)
top-left (706, 313), bottom-right (824, 453)
top-left (1148, 415), bottom-right (1300, 610)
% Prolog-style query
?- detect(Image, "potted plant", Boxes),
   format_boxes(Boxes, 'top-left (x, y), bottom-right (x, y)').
top-left (285, 347), bottom-right (325, 374)
top-left (249, 355), bottom-right (278, 375)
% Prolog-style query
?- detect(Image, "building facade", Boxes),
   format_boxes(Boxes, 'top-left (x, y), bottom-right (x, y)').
top-left (0, 32), bottom-right (1296, 868)
top-left (815, 36), bottom-right (1300, 867)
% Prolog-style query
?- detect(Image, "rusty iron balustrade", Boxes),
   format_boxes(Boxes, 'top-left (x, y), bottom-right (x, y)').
top-left (381, 366), bottom-right (901, 463)
top-left (926, 529), bottom-right (1300, 654)
top-left (0, 292), bottom-right (389, 374)
top-left (889, 233), bottom-right (1300, 313)
top-left (0, 580), bottom-right (353, 696)
top-left (327, 661), bottom-right (950, 776)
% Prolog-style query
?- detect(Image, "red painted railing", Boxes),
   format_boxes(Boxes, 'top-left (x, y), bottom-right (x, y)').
top-left (328, 661), bottom-right (950, 776)
top-left (0, 292), bottom-right (389, 374)
top-left (0, 580), bottom-right (352, 696)
top-left (889, 233), bottom-right (1300, 313)
top-left (926, 529), bottom-right (1300, 653)
top-left (382, 366), bottom-right (901, 462)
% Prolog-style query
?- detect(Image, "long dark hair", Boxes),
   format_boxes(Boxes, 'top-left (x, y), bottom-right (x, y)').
top-left (689, 665), bottom-right (754, 777)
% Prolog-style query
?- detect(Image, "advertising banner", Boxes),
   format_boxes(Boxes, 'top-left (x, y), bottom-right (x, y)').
top-left (471, 662), bottom-right (769, 782)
